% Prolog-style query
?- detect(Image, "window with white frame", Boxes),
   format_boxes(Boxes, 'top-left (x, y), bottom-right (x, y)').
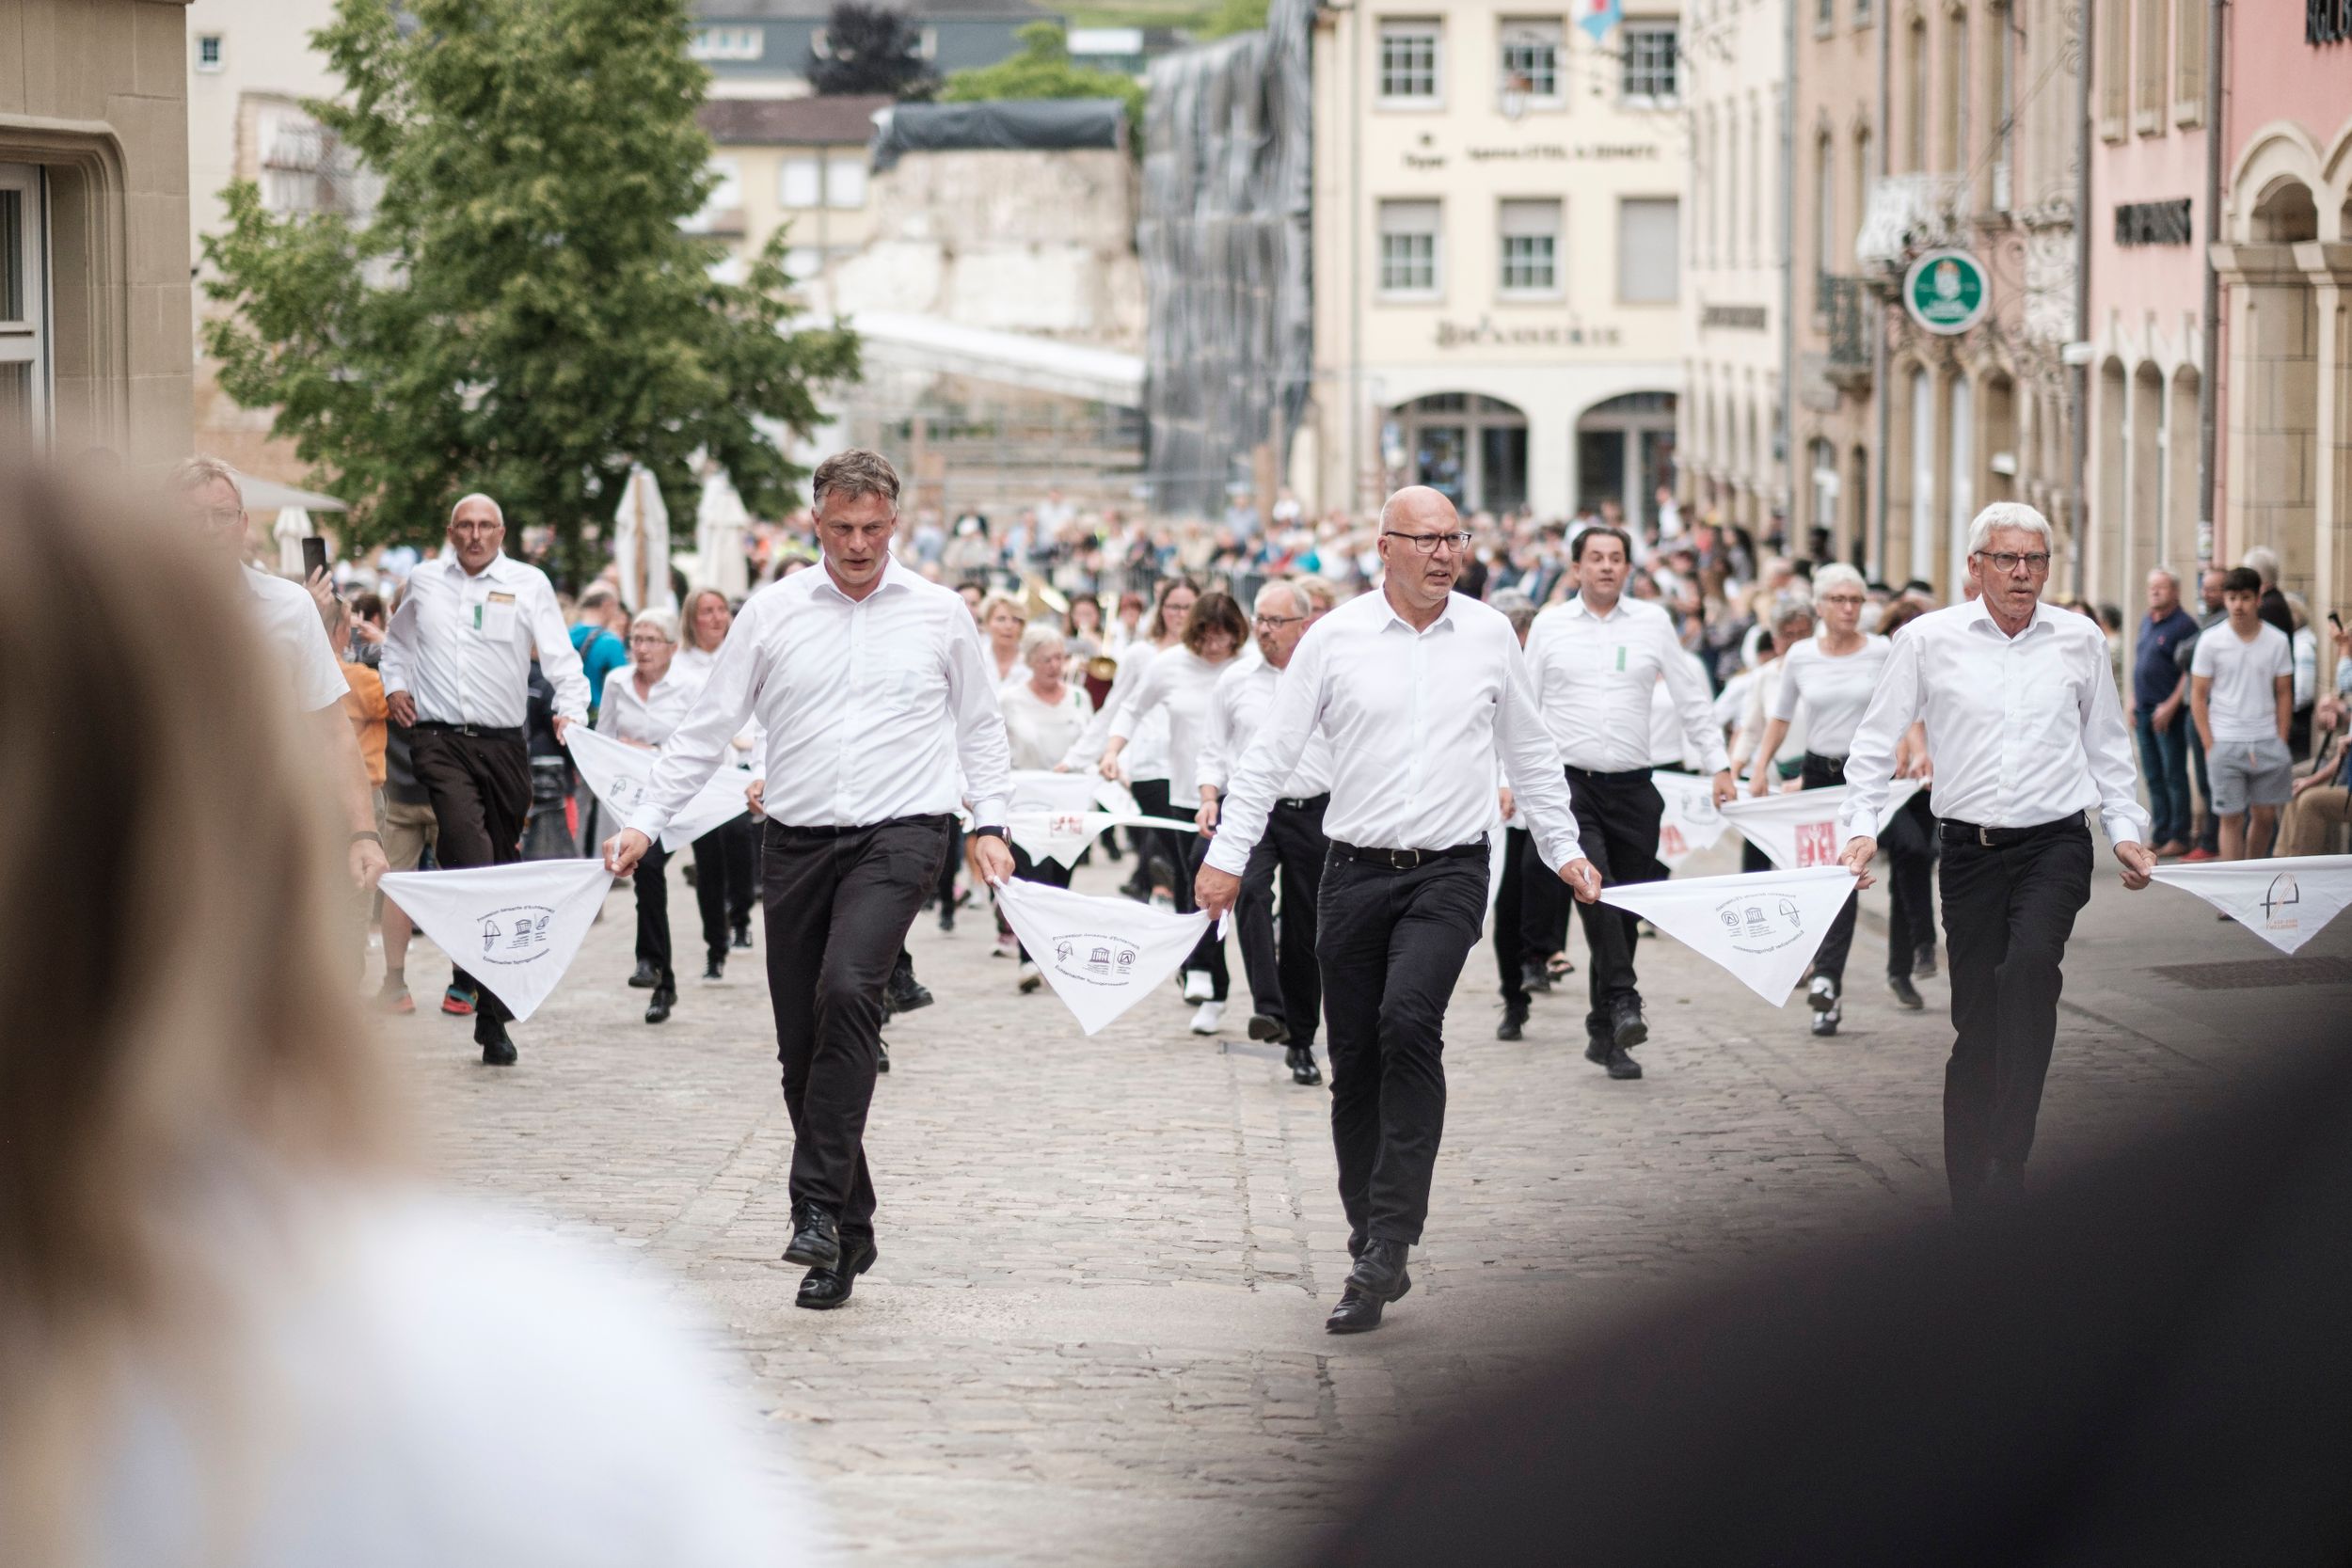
top-left (196, 33), bottom-right (225, 71)
top-left (0, 165), bottom-right (47, 445)
top-left (825, 153), bottom-right (866, 209)
top-left (1621, 23), bottom-right (1678, 104)
top-left (778, 155), bottom-right (821, 209)
top-left (1498, 19), bottom-right (1562, 103)
top-left (689, 25), bottom-right (764, 61)
top-left (1498, 199), bottom-right (1561, 294)
top-left (1378, 199), bottom-right (1440, 294)
top-left (1378, 20), bottom-right (1442, 103)
top-left (1617, 196), bottom-right (1679, 303)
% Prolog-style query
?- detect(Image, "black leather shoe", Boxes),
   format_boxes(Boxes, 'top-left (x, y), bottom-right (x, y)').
top-left (1325, 1285), bottom-right (1387, 1334)
top-left (1248, 1012), bottom-right (1290, 1043)
top-left (782, 1205), bottom-right (841, 1269)
top-left (703, 958), bottom-right (724, 982)
top-left (1914, 943), bottom-right (1938, 979)
top-left (796, 1237), bottom-right (877, 1310)
top-left (1520, 962), bottom-right (1551, 994)
top-left (1584, 1034), bottom-right (1612, 1068)
top-left (876, 1039), bottom-right (891, 1074)
top-left (477, 1025), bottom-right (517, 1067)
top-left (1887, 973), bottom-right (1924, 1009)
top-left (644, 987), bottom-right (674, 1024)
top-left (731, 926), bottom-right (753, 950)
top-left (628, 960), bottom-right (660, 990)
top-left (1346, 1239), bottom-right (1413, 1303)
top-left (1497, 1000), bottom-right (1529, 1041)
top-left (1610, 1001), bottom-right (1648, 1050)
top-left (1586, 1037), bottom-right (1642, 1079)
top-left (886, 971), bottom-right (933, 1015)
top-left (1286, 1045), bottom-right (1323, 1085)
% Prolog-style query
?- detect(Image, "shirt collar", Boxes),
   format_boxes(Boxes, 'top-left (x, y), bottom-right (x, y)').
top-left (1963, 594), bottom-right (2057, 641)
top-left (1565, 594), bottom-right (1628, 622)
top-left (1374, 587), bottom-right (1459, 637)
top-left (808, 553), bottom-right (914, 604)
top-left (446, 549), bottom-right (516, 584)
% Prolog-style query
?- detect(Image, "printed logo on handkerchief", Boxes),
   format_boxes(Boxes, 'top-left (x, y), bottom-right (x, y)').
top-left (1718, 895), bottom-right (1807, 954)
top-left (1048, 932), bottom-right (1142, 987)
top-left (477, 905), bottom-right (557, 963)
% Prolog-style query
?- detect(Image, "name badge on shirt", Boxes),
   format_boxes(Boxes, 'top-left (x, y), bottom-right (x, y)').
top-left (477, 591), bottom-right (519, 643)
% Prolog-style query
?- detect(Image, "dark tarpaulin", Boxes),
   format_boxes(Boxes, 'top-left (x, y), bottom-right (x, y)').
top-left (1137, 0), bottom-right (1312, 517)
top-left (870, 100), bottom-right (1129, 171)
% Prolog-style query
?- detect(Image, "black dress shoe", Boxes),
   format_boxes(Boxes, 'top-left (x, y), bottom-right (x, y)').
top-left (477, 1025), bottom-right (517, 1067)
top-left (1497, 1000), bottom-right (1529, 1041)
top-left (704, 958), bottom-right (724, 982)
top-left (1586, 1036), bottom-right (1642, 1079)
top-left (782, 1205), bottom-right (841, 1269)
top-left (796, 1237), bottom-right (878, 1310)
top-left (1346, 1239), bottom-right (1413, 1303)
top-left (1286, 1045), bottom-right (1323, 1085)
top-left (886, 972), bottom-right (934, 1015)
top-left (627, 960), bottom-right (660, 990)
top-left (1520, 962), bottom-right (1552, 994)
top-left (876, 1039), bottom-right (891, 1074)
top-left (1610, 1000), bottom-right (1648, 1050)
top-left (1914, 943), bottom-right (1938, 979)
top-left (1325, 1285), bottom-right (1387, 1334)
top-left (1887, 973), bottom-right (1924, 1009)
top-left (731, 927), bottom-right (753, 950)
top-left (644, 987), bottom-right (674, 1024)
top-left (1248, 1012), bottom-right (1290, 1043)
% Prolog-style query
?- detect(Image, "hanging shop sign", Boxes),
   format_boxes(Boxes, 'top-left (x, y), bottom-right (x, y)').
top-left (1901, 247), bottom-right (1990, 336)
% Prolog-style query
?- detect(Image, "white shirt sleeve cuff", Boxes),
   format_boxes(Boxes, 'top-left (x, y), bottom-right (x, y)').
top-left (1203, 836), bottom-right (1250, 877)
top-left (626, 809), bottom-right (672, 843)
top-left (1539, 829), bottom-right (1582, 872)
top-left (967, 795), bottom-right (1007, 829)
top-left (2100, 811), bottom-right (2146, 847)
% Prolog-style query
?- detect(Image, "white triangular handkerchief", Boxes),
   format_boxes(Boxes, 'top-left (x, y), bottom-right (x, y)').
top-left (1005, 770), bottom-right (1117, 864)
top-left (567, 724), bottom-right (754, 852)
top-left (1719, 779), bottom-right (1920, 872)
top-left (992, 877), bottom-right (1212, 1036)
top-left (1598, 865), bottom-right (1861, 1006)
top-left (378, 859), bottom-right (613, 1022)
top-left (1651, 770), bottom-right (1732, 867)
top-left (2150, 854), bottom-right (2352, 956)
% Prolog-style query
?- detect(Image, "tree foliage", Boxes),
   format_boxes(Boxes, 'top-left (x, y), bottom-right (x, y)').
top-left (202, 0), bottom-right (859, 571)
top-left (938, 22), bottom-right (1145, 144)
top-left (1194, 0), bottom-right (1270, 39)
top-left (807, 2), bottom-right (939, 98)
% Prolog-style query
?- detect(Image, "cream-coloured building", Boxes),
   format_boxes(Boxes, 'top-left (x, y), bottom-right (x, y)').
top-left (1677, 0), bottom-right (1789, 536)
top-left (691, 94), bottom-right (889, 305)
top-left (2, 0), bottom-right (195, 466)
top-left (1307, 1), bottom-right (1684, 522)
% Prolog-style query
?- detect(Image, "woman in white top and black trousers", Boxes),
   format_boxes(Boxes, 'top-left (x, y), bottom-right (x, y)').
top-left (1067, 578), bottom-right (1197, 901)
top-left (997, 623), bottom-right (1095, 991)
top-left (1100, 590), bottom-right (1249, 1034)
top-left (598, 609), bottom-right (697, 1024)
top-left (1745, 563), bottom-right (1888, 1036)
top-left (676, 588), bottom-right (758, 972)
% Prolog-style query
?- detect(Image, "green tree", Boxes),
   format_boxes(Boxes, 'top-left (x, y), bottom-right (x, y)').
top-left (938, 22), bottom-right (1145, 144)
top-left (202, 0), bottom-right (858, 574)
top-left (1194, 0), bottom-right (1270, 39)
top-left (807, 2), bottom-right (939, 99)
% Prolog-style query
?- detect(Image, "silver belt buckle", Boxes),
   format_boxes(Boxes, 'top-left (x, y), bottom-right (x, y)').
top-left (1391, 847), bottom-right (1421, 870)
top-left (1979, 824), bottom-right (1994, 847)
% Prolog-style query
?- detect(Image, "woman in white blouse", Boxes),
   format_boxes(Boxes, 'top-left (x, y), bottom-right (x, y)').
top-left (997, 624), bottom-right (1097, 991)
top-left (1745, 563), bottom-right (1891, 1035)
top-left (977, 591), bottom-right (1029, 689)
top-left (675, 587), bottom-right (757, 975)
top-left (1065, 578), bottom-right (1197, 903)
top-left (596, 609), bottom-right (697, 1024)
top-left (1098, 590), bottom-right (1250, 1035)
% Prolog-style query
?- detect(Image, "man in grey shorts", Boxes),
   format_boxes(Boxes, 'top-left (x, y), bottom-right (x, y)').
top-left (2189, 565), bottom-right (2296, 863)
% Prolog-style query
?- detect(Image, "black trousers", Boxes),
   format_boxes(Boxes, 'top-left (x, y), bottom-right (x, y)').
top-left (1176, 832), bottom-right (1231, 999)
top-left (1937, 814), bottom-right (2092, 1207)
top-left (1800, 752), bottom-right (1862, 987)
top-left (1008, 842), bottom-right (1073, 960)
top-left (762, 815), bottom-right (949, 1241)
top-left (1236, 794), bottom-right (1328, 1045)
top-left (1318, 847), bottom-right (1487, 1246)
top-left (1131, 778), bottom-right (1184, 893)
top-left (691, 811), bottom-right (756, 963)
top-left (1495, 826), bottom-right (1532, 1007)
top-left (410, 726), bottom-right (531, 1037)
top-left (1883, 788), bottom-right (1939, 975)
top-left (632, 842), bottom-right (675, 991)
top-left (1565, 766), bottom-right (1666, 1039)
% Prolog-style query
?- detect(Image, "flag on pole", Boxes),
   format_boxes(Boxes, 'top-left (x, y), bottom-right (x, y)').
top-left (1718, 780), bottom-right (1921, 872)
top-left (567, 724), bottom-right (754, 853)
top-left (2149, 854), bottom-right (2352, 957)
top-left (1651, 770), bottom-right (1734, 868)
top-left (1597, 865), bottom-right (1861, 1006)
top-left (378, 860), bottom-right (613, 1022)
top-left (992, 878), bottom-right (1213, 1036)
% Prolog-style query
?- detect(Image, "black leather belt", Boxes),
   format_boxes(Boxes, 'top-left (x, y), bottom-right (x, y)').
top-left (1275, 793), bottom-right (1330, 811)
top-left (1939, 811), bottom-right (2086, 848)
top-left (1328, 835), bottom-right (1487, 870)
top-left (765, 813), bottom-right (952, 840)
top-left (413, 720), bottom-right (523, 741)
top-left (1565, 764), bottom-right (1653, 782)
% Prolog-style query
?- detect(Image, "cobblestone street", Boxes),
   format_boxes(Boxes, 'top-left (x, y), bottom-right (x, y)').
top-left (386, 840), bottom-right (2351, 1565)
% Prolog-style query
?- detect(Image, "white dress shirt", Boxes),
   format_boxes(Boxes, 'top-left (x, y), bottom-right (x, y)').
top-left (1204, 590), bottom-right (1581, 876)
top-left (1199, 657), bottom-right (1336, 799)
top-left (246, 565), bottom-right (351, 713)
top-left (1063, 639), bottom-right (1169, 780)
top-left (1840, 598), bottom-right (2149, 846)
top-left (1647, 650), bottom-right (1716, 769)
top-left (1106, 645), bottom-right (1235, 800)
top-left (1524, 594), bottom-right (1729, 775)
top-left (628, 557), bottom-right (1012, 837)
top-left (1771, 634), bottom-right (1892, 756)
top-left (595, 664), bottom-right (700, 749)
top-left (381, 551), bottom-right (589, 728)
top-left (673, 643), bottom-right (759, 765)
top-left (998, 678), bottom-right (1094, 770)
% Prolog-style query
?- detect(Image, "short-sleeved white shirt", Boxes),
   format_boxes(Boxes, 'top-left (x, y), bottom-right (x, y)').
top-left (246, 565), bottom-right (352, 713)
top-left (2190, 620), bottom-right (2293, 744)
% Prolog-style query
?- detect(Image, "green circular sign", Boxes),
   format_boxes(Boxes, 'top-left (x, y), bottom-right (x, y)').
top-left (1902, 247), bottom-right (1990, 336)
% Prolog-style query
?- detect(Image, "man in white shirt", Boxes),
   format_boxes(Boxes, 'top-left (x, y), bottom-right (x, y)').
top-left (1523, 527), bottom-right (1735, 1079)
top-left (381, 494), bottom-right (590, 1066)
top-left (1196, 487), bottom-right (1600, 1336)
top-left (1838, 503), bottom-right (2155, 1215)
top-left (2188, 565), bottom-right (2296, 862)
top-left (1197, 580), bottom-right (1334, 1087)
top-left (604, 451), bottom-right (1016, 1314)
top-left (174, 457), bottom-right (389, 891)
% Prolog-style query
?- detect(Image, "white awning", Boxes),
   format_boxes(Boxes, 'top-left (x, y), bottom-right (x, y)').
top-left (231, 469), bottom-right (349, 513)
top-left (842, 310), bottom-right (1145, 407)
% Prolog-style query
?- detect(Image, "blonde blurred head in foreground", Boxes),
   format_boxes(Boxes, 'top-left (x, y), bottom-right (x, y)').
top-left (0, 466), bottom-right (821, 1567)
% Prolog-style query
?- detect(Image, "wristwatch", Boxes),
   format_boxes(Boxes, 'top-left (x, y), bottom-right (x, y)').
top-left (969, 825), bottom-right (1009, 843)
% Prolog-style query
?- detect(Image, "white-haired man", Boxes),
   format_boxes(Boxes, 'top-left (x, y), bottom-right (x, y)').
top-left (381, 492), bottom-right (589, 1066)
top-left (1838, 503), bottom-right (2155, 1215)
top-left (1196, 579), bottom-right (1333, 1087)
top-left (173, 456), bottom-right (389, 890)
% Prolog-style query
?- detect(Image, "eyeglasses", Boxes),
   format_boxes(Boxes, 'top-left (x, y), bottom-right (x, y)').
top-left (1818, 594), bottom-right (1867, 608)
top-left (1253, 613), bottom-right (1307, 629)
top-left (1976, 550), bottom-right (2052, 575)
top-left (1383, 530), bottom-right (1474, 556)
top-left (628, 633), bottom-right (672, 646)
top-left (450, 519), bottom-right (501, 536)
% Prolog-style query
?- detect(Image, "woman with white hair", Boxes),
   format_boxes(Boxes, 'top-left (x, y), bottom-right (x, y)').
top-left (1746, 562), bottom-right (1890, 1034)
top-left (996, 623), bottom-right (1096, 991)
top-left (597, 607), bottom-right (693, 1025)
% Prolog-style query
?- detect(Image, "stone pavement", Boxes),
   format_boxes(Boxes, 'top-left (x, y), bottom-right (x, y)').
top-left (381, 835), bottom-right (2350, 1565)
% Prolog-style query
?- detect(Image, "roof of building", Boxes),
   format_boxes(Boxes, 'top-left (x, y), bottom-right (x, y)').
top-left (691, 0), bottom-right (1054, 18)
top-left (698, 95), bottom-right (895, 147)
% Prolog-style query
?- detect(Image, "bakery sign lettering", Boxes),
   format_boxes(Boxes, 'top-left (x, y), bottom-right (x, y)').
top-left (1436, 317), bottom-right (1626, 349)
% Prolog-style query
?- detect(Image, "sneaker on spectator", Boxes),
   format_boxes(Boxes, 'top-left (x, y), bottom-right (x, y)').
top-left (2183, 847), bottom-right (2217, 863)
top-left (377, 980), bottom-right (414, 1016)
top-left (440, 984), bottom-right (476, 1017)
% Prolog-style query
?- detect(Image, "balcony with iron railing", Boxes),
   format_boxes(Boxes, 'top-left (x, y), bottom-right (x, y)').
top-left (1853, 172), bottom-right (1968, 277)
top-left (1816, 274), bottom-right (1871, 389)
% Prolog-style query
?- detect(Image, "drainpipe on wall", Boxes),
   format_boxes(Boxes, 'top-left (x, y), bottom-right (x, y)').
top-left (2070, 0), bottom-right (2094, 600)
top-left (2197, 0), bottom-right (2225, 566)
top-left (1871, 0), bottom-right (1892, 574)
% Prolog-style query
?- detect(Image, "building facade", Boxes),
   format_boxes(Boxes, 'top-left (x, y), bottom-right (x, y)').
top-left (2, 0), bottom-right (195, 466)
top-left (689, 0), bottom-right (1056, 98)
top-left (691, 94), bottom-right (889, 302)
top-left (1307, 0), bottom-right (1685, 524)
top-left (1678, 0), bottom-right (1789, 539)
